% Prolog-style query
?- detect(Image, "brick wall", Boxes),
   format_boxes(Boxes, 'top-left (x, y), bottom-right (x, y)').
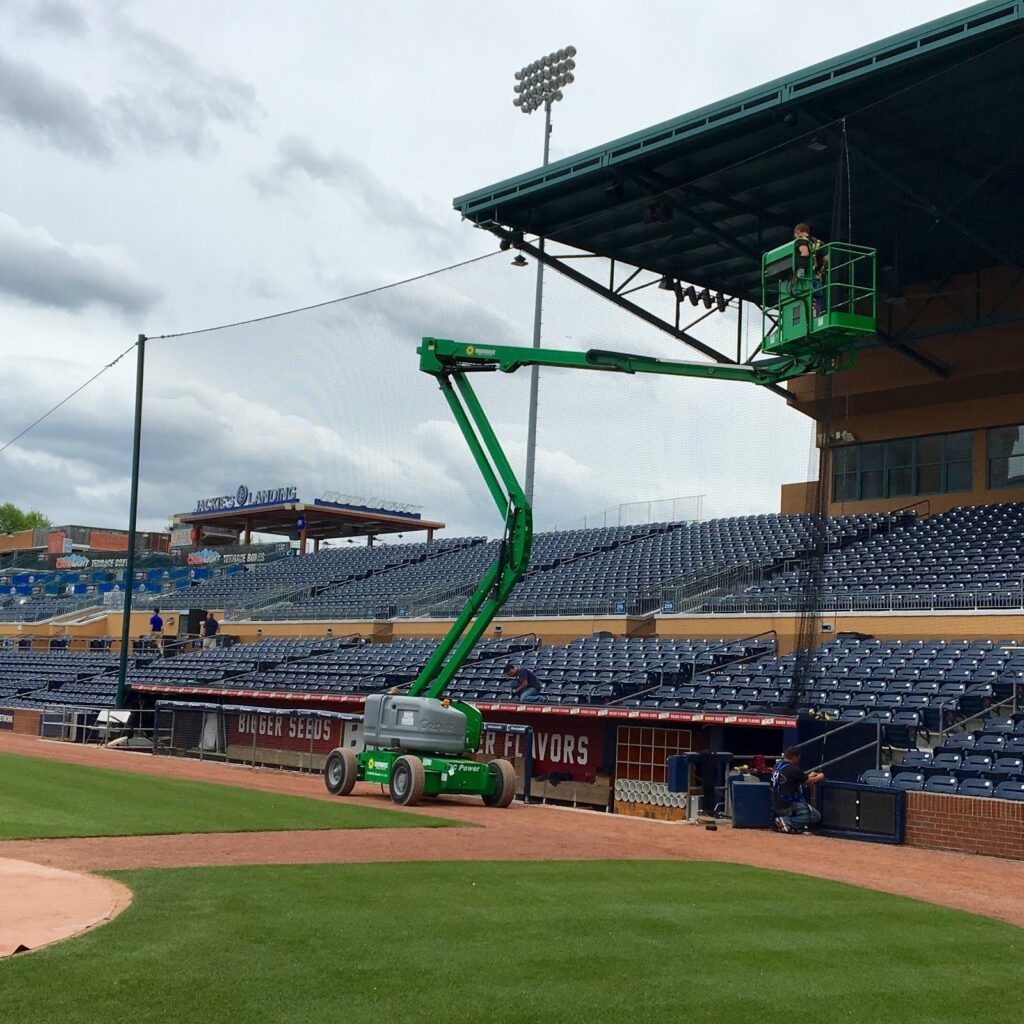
top-left (905, 791), bottom-right (1024, 861)
top-left (0, 707), bottom-right (41, 735)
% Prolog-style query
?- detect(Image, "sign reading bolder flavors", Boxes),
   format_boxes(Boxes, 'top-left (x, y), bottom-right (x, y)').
top-left (194, 484), bottom-right (299, 513)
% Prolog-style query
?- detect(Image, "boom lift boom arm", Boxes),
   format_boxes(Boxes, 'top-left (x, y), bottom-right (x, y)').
top-left (408, 336), bottom-right (847, 701)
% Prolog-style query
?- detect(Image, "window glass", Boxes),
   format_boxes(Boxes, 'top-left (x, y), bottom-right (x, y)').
top-left (916, 463), bottom-right (942, 494)
top-left (861, 470), bottom-right (884, 499)
top-left (917, 436), bottom-right (942, 465)
top-left (833, 474), bottom-right (858, 502)
top-left (988, 425), bottom-right (1023, 459)
top-left (988, 426), bottom-right (1024, 489)
top-left (946, 461), bottom-right (972, 492)
top-left (860, 444), bottom-right (884, 471)
top-left (888, 467), bottom-right (913, 497)
top-left (833, 430), bottom-right (977, 500)
top-left (833, 447), bottom-right (857, 474)
top-left (886, 439), bottom-right (913, 467)
top-left (946, 431), bottom-right (973, 460)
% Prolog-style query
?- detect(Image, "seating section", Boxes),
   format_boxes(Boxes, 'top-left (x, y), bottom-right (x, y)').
top-left (141, 537), bottom-right (485, 612)
top-left (199, 512), bottom-right (898, 620)
top-left (500, 513), bottom-right (893, 617)
top-left (6, 503), bottom-right (1024, 621)
top-left (5, 633), bottom-right (1024, 805)
top-left (0, 595), bottom-right (100, 623)
top-left (694, 635), bottom-right (1023, 727)
top-left (0, 650), bottom-right (123, 707)
top-left (709, 503), bottom-right (1024, 612)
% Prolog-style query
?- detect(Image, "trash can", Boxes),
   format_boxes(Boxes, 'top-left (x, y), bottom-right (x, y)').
top-left (667, 755), bottom-right (689, 793)
top-left (731, 782), bottom-right (774, 828)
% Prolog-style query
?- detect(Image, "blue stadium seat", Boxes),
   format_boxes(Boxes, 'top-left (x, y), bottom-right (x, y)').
top-left (857, 769), bottom-right (892, 788)
top-left (892, 773), bottom-right (925, 791)
top-left (994, 781), bottom-right (1024, 802)
top-left (958, 778), bottom-right (994, 798)
top-left (924, 775), bottom-right (960, 794)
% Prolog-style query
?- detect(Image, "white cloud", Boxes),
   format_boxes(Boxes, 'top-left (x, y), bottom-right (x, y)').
top-left (0, 212), bottom-right (160, 314)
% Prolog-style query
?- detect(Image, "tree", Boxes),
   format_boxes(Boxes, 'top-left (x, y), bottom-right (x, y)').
top-left (0, 503), bottom-right (51, 535)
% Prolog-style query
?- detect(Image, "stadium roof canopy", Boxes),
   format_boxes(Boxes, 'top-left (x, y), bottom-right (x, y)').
top-left (455, 1), bottom-right (1024, 374)
top-left (177, 501), bottom-right (445, 545)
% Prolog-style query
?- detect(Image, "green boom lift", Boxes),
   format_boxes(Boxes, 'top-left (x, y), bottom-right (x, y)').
top-left (323, 240), bottom-right (876, 807)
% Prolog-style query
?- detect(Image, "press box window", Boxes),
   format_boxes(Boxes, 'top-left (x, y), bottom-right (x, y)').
top-left (988, 425), bottom-right (1024, 489)
top-left (832, 430), bottom-right (974, 501)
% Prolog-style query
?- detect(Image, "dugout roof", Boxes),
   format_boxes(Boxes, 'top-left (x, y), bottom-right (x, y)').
top-left (455, 1), bottom-right (1024, 304)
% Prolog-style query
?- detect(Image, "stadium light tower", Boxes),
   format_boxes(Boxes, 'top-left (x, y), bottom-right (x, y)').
top-left (513, 45), bottom-right (577, 506)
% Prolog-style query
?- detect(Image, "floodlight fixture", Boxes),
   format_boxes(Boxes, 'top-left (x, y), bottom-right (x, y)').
top-left (514, 44), bottom-right (577, 117)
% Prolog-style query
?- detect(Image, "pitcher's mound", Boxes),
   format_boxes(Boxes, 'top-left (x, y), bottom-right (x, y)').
top-left (0, 857), bottom-right (131, 957)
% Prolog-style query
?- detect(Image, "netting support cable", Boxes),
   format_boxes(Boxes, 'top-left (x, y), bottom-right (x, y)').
top-left (0, 340), bottom-right (137, 457)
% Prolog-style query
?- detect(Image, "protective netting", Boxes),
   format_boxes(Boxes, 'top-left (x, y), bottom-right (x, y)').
top-left (134, 253), bottom-right (811, 542)
top-left (6, 27), bottom-right (1017, 566)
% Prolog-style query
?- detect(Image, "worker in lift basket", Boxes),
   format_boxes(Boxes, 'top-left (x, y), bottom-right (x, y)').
top-left (505, 662), bottom-right (543, 703)
top-left (793, 223), bottom-right (827, 316)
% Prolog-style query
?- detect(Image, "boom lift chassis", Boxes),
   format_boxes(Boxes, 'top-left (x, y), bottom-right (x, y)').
top-left (324, 240), bottom-right (876, 807)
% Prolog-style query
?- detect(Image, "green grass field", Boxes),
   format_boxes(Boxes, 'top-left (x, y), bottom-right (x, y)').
top-left (2, 861), bottom-right (1020, 1024)
top-left (0, 751), bottom-right (458, 838)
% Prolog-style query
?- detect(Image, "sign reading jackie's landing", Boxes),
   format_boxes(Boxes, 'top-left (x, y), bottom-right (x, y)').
top-left (194, 484), bottom-right (298, 513)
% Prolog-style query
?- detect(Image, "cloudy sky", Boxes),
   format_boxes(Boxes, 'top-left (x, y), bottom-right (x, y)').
top-left (0, 0), bottom-right (969, 538)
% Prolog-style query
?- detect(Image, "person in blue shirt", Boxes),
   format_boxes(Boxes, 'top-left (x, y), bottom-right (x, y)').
top-left (149, 608), bottom-right (164, 656)
top-left (505, 662), bottom-right (542, 703)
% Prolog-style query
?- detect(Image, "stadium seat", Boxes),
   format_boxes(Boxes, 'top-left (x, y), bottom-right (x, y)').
top-left (994, 781), bottom-right (1024, 802)
top-left (857, 769), bottom-right (892, 788)
top-left (958, 778), bottom-right (994, 798)
top-left (923, 775), bottom-right (959, 794)
top-left (891, 773), bottom-right (925, 791)
top-left (895, 750), bottom-right (932, 773)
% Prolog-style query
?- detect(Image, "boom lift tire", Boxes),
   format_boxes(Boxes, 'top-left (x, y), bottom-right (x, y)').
top-left (390, 755), bottom-right (426, 806)
top-left (324, 747), bottom-right (359, 796)
top-left (482, 758), bottom-right (517, 808)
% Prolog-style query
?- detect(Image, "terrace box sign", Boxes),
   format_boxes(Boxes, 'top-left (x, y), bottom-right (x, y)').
top-left (194, 484), bottom-right (298, 513)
